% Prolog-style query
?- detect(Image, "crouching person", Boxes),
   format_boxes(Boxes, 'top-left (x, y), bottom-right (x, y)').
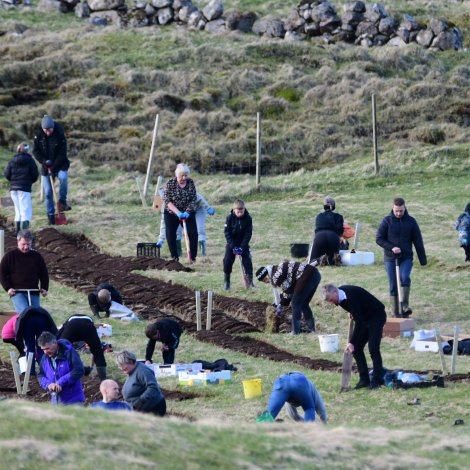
top-left (144, 318), bottom-right (182, 365)
top-left (90, 379), bottom-right (131, 411)
top-left (116, 350), bottom-right (166, 416)
top-left (37, 331), bottom-right (85, 405)
top-left (261, 372), bottom-right (327, 423)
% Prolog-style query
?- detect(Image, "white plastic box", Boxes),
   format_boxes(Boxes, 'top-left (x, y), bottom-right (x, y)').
top-left (339, 250), bottom-right (375, 266)
top-left (414, 341), bottom-right (444, 353)
top-left (97, 324), bottom-right (112, 338)
top-left (146, 362), bottom-right (203, 378)
top-left (178, 370), bottom-right (232, 385)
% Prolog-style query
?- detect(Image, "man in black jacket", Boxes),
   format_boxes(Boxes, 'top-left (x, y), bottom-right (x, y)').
top-left (88, 283), bottom-right (122, 318)
top-left (144, 318), bottom-right (182, 364)
top-left (33, 115), bottom-right (71, 225)
top-left (321, 283), bottom-right (386, 389)
top-left (223, 199), bottom-right (253, 290)
top-left (376, 197), bottom-right (427, 317)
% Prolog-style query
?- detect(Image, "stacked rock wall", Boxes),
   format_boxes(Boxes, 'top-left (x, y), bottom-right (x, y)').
top-left (2, 0), bottom-right (465, 51)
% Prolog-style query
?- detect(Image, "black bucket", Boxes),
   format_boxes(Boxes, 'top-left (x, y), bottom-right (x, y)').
top-left (290, 243), bottom-right (309, 258)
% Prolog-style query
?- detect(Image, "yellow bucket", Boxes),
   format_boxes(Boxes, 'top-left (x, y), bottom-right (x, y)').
top-left (242, 379), bottom-right (262, 399)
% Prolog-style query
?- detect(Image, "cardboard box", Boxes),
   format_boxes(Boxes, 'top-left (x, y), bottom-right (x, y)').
top-left (0, 312), bottom-right (16, 331)
top-left (383, 318), bottom-right (416, 338)
top-left (178, 369), bottom-right (232, 385)
top-left (146, 363), bottom-right (203, 378)
top-left (97, 323), bottom-right (112, 338)
top-left (339, 250), bottom-right (375, 266)
top-left (415, 340), bottom-right (446, 353)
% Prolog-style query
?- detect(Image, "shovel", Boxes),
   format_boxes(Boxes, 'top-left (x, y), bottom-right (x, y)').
top-left (237, 254), bottom-right (249, 289)
top-left (49, 171), bottom-right (67, 225)
top-left (351, 223), bottom-right (361, 253)
top-left (394, 256), bottom-right (410, 318)
top-left (181, 218), bottom-right (192, 264)
top-left (340, 317), bottom-right (354, 392)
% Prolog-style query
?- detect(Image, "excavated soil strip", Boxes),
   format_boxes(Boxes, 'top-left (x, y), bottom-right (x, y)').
top-left (1, 225), bottom-right (342, 374)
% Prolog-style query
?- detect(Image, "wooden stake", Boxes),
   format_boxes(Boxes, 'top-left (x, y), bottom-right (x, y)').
top-left (0, 230), bottom-right (4, 260)
top-left (135, 176), bottom-right (147, 207)
top-left (21, 353), bottom-right (34, 395)
top-left (206, 290), bottom-right (213, 331)
top-left (143, 113), bottom-right (160, 200)
top-left (451, 326), bottom-right (460, 375)
top-left (10, 352), bottom-right (21, 394)
top-left (196, 291), bottom-right (201, 331)
top-left (434, 329), bottom-right (447, 376)
top-left (256, 112), bottom-right (261, 187)
top-left (372, 94), bottom-right (379, 175)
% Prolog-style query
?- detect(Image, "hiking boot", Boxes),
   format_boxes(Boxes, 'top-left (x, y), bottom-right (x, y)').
top-left (48, 214), bottom-right (55, 225)
top-left (58, 201), bottom-right (72, 211)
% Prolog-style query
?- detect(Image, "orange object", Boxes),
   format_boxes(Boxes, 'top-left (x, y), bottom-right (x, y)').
top-left (343, 224), bottom-right (355, 239)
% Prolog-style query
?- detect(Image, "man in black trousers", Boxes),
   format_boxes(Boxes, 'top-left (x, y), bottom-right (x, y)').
top-left (321, 283), bottom-right (386, 389)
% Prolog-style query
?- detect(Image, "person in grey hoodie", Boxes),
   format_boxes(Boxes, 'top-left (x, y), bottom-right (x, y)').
top-left (116, 350), bottom-right (166, 416)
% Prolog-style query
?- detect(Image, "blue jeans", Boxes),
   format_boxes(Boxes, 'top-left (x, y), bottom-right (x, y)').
top-left (385, 258), bottom-right (413, 296)
top-left (42, 171), bottom-right (68, 215)
top-left (267, 373), bottom-right (316, 421)
top-left (11, 293), bottom-right (40, 314)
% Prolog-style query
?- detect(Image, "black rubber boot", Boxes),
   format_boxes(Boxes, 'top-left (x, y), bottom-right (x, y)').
top-left (402, 287), bottom-right (413, 317)
top-left (96, 366), bottom-right (107, 380)
top-left (48, 214), bottom-right (55, 225)
top-left (306, 318), bottom-right (316, 333)
top-left (15, 221), bottom-right (21, 235)
top-left (292, 319), bottom-right (302, 335)
top-left (22, 220), bottom-right (30, 230)
top-left (390, 296), bottom-right (399, 318)
top-left (199, 241), bottom-right (206, 256)
top-left (176, 240), bottom-right (182, 257)
top-left (224, 274), bottom-right (230, 291)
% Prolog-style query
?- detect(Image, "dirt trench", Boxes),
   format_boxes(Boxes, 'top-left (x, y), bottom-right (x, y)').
top-left (1, 224), bottom-right (342, 374)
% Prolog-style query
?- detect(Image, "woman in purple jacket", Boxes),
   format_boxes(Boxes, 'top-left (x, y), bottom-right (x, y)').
top-left (37, 331), bottom-right (85, 405)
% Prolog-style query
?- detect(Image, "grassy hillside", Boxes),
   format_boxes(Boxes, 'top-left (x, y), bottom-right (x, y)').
top-left (0, 0), bottom-right (469, 174)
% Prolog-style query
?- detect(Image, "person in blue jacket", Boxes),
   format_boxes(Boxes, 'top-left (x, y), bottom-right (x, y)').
top-left (37, 331), bottom-right (85, 405)
top-left (90, 380), bottom-right (132, 411)
top-left (376, 197), bottom-right (427, 317)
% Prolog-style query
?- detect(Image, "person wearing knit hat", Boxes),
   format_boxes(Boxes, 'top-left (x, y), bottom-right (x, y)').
top-left (256, 261), bottom-right (321, 335)
top-left (308, 196), bottom-right (344, 266)
top-left (33, 114), bottom-right (71, 225)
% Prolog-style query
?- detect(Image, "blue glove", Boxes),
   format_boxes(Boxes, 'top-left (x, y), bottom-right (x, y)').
top-left (207, 207), bottom-right (215, 216)
top-left (182, 212), bottom-right (190, 219)
top-left (156, 240), bottom-right (164, 248)
top-left (233, 247), bottom-right (243, 255)
top-left (176, 211), bottom-right (184, 218)
top-left (276, 305), bottom-right (283, 314)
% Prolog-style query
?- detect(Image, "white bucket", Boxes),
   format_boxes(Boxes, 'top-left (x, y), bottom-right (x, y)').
top-left (318, 334), bottom-right (339, 353)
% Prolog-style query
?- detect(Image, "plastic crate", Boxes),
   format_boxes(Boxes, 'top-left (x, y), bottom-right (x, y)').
top-left (136, 243), bottom-right (160, 257)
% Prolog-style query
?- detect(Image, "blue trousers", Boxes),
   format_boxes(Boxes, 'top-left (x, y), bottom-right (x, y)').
top-left (11, 293), bottom-right (40, 314)
top-left (384, 258), bottom-right (413, 296)
top-left (42, 171), bottom-right (68, 215)
top-left (267, 373), bottom-right (316, 421)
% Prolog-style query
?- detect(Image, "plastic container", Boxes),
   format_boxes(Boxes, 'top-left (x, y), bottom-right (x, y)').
top-left (318, 334), bottom-right (339, 353)
top-left (242, 379), bottom-right (262, 399)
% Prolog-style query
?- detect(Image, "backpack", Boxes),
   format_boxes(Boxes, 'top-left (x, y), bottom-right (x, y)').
top-left (456, 213), bottom-right (470, 247)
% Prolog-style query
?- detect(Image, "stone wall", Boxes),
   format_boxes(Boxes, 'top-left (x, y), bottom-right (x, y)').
top-left (2, 0), bottom-right (465, 51)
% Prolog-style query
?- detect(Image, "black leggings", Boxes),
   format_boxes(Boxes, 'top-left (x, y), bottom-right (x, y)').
top-left (164, 211), bottom-right (198, 260)
top-left (310, 230), bottom-right (340, 264)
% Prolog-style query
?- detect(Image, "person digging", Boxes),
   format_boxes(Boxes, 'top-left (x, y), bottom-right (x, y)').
top-left (321, 283), bottom-right (386, 390)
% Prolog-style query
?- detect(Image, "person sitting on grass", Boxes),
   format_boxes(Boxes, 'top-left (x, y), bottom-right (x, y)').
top-left (258, 372), bottom-right (327, 423)
top-left (144, 318), bottom-right (182, 365)
top-left (90, 379), bottom-right (132, 411)
top-left (116, 350), bottom-right (166, 416)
